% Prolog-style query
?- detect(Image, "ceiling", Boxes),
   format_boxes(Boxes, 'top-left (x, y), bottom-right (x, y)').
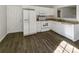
top-left (34, 5), bottom-right (58, 8)
top-left (34, 5), bottom-right (75, 8)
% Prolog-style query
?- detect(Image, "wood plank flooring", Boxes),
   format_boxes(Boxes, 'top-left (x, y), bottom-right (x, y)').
top-left (0, 30), bottom-right (79, 53)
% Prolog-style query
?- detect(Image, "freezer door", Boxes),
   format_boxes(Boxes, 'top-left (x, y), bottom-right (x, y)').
top-left (23, 10), bottom-right (29, 22)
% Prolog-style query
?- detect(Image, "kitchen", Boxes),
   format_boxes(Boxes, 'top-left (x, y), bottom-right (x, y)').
top-left (0, 5), bottom-right (79, 52)
top-left (23, 5), bottom-right (79, 42)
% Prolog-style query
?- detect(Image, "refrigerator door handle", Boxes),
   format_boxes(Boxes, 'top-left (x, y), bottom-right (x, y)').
top-left (24, 19), bottom-right (28, 21)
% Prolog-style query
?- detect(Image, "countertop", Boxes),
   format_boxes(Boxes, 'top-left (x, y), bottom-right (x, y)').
top-left (37, 18), bottom-right (79, 24)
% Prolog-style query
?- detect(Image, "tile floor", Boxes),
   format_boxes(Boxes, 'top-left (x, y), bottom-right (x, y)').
top-left (54, 41), bottom-right (79, 53)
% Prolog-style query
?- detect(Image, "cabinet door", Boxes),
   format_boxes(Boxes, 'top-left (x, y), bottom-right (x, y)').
top-left (64, 24), bottom-right (74, 40)
top-left (51, 22), bottom-right (65, 35)
top-left (51, 21), bottom-right (58, 32)
top-left (29, 10), bottom-right (37, 34)
top-left (57, 23), bottom-right (65, 35)
top-left (74, 24), bottom-right (79, 41)
top-left (51, 21), bottom-right (74, 41)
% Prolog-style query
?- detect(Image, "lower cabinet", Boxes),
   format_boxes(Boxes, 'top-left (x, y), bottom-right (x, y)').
top-left (51, 21), bottom-right (65, 36)
top-left (74, 24), bottom-right (79, 41)
top-left (37, 21), bottom-right (79, 42)
top-left (63, 24), bottom-right (74, 40)
top-left (51, 21), bottom-right (75, 41)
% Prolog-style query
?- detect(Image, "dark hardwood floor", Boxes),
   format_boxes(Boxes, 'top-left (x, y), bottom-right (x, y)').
top-left (0, 30), bottom-right (79, 53)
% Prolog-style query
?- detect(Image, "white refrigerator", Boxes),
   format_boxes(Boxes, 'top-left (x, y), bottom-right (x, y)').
top-left (23, 9), bottom-right (37, 36)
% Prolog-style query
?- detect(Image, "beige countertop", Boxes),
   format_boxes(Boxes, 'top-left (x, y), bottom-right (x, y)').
top-left (37, 18), bottom-right (79, 24)
top-left (47, 19), bottom-right (79, 24)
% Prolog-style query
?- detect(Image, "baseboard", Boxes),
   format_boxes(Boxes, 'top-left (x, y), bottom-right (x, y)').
top-left (0, 33), bottom-right (7, 42)
top-left (7, 31), bottom-right (23, 34)
top-left (0, 31), bottom-right (23, 42)
top-left (8, 31), bottom-right (23, 34)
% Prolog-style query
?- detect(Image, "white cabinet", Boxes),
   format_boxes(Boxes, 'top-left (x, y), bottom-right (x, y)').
top-left (56, 22), bottom-right (65, 36)
top-left (36, 20), bottom-right (78, 41)
top-left (64, 24), bottom-right (79, 41)
top-left (74, 24), bottom-right (79, 41)
top-left (64, 24), bottom-right (74, 40)
top-left (51, 21), bottom-right (64, 35)
top-left (51, 21), bottom-right (75, 41)
top-left (36, 20), bottom-right (79, 41)
top-left (23, 9), bottom-right (37, 36)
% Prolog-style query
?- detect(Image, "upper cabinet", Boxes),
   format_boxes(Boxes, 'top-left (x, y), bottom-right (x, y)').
top-left (57, 5), bottom-right (76, 19)
top-left (22, 5), bottom-right (55, 16)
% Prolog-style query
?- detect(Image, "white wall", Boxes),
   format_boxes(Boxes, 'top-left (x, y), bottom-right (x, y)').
top-left (7, 5), bottom-right (23, 33)
top-left (0, 5), bottom-right (7, 42)
top-left (77, 5), bottom-right (79, 20)
top-left (7, 5), bottom-right (55, 33)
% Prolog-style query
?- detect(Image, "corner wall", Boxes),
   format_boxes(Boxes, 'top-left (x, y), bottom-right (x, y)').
top-left (77, 5), bottom-right (79, 20)
top-left (0, 5), bottom-right (7, 42)
top-left (7, 5), bottom-right (23, 33)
